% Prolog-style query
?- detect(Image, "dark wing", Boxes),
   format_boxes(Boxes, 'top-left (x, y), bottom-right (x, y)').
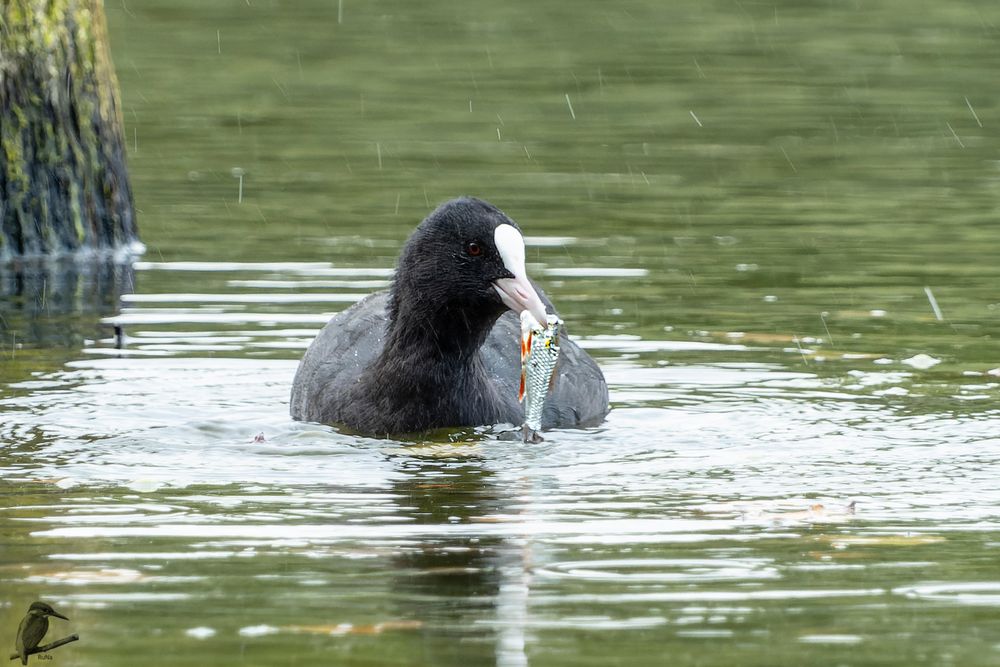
top-left (17, 615), bottom-right (48, 658)
top-left (290, 291), bottom-right (389, 423)
top-left (545, 331), bottom-right (610, 428)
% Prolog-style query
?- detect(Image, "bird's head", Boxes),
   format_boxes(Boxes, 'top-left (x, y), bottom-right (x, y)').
top-left (27, 601), bottom-right (68, 621)
top-left (392, 197), bottom-right (548, 328)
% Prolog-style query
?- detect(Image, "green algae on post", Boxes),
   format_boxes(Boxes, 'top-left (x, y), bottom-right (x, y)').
top-left (0, 0), bottom-right (138, 258)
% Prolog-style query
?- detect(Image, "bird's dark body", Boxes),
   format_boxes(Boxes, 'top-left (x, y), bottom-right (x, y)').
top-left (290, 291), bottom-right (608, 434)
top-left (289, 197), bottom-right (609, 436)
top-left (15, 614), bottom-right (46, 665)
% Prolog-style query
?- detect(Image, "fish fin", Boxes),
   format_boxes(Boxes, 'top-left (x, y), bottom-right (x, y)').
top-left (518, 329), bottom-right (532, 402)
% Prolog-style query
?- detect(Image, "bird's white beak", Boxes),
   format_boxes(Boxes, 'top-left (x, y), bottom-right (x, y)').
top-left (492, 223), bottom-right (548, 328)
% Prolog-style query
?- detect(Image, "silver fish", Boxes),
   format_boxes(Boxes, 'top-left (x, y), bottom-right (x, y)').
top-left (519, 311), bottom-right (562, 443)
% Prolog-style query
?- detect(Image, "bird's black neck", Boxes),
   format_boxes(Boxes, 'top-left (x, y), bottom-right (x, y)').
top-left (355, 292), bottom-right (509, 432)
top-left (385, 293), bottom-right (503, 362)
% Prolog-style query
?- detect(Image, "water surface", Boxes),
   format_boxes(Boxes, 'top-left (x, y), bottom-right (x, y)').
top-left (3, 1), bottom-right (1000, 665)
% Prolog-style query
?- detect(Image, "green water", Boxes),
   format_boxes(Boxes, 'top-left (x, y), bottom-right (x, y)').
top-left (2, 0), bottom-right (1000, 665)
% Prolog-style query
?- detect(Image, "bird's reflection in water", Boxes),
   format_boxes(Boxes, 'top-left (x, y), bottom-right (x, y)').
top-left (387, 453), bottom-right (532, 667)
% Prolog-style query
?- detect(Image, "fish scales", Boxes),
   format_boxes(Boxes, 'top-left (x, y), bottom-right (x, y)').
top-left (519, 312), bottom-right (562, 443)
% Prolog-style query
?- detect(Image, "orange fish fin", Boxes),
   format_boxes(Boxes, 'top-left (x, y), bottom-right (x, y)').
top-left (518, 330), bottom-right (531, 402)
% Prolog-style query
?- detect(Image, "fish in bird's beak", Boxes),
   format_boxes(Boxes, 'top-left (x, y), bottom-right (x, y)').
top-left (492, 224), bottom-right (548, 327)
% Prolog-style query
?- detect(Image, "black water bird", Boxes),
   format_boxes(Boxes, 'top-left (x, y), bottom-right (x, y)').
top-left (14, 601), bottom-right (68, 665)
top-left (290, 197), bottom-right (609, 435)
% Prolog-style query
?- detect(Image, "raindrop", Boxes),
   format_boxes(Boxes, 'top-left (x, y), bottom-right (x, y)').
top-left (565, 94), bottom-right (576, 120)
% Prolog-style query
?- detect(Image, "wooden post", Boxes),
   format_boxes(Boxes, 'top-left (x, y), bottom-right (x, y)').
top-left (0, 0), bottom-right (139, 259)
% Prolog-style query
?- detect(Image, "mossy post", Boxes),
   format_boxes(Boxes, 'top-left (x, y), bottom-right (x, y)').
top-left (0, 0), bottom-right (138, 259)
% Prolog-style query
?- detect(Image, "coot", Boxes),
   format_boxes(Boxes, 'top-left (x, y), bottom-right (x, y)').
top-left (289, 197), bottom-right (609, 435)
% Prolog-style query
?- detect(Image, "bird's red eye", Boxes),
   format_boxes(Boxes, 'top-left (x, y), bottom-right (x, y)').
top-left (466, 241), bottom-right (482, 257)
